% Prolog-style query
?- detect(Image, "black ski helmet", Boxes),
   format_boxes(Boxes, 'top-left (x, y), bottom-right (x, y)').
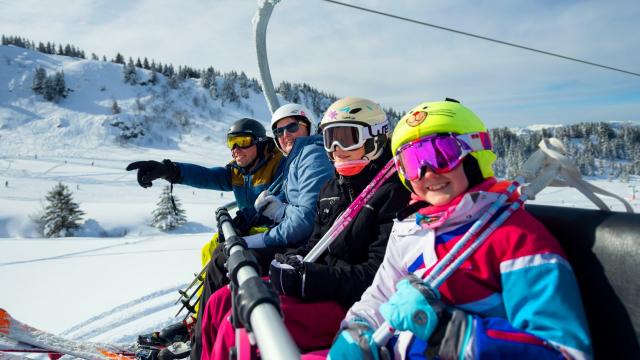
top-left (227, 118), bottom-right (267, 140)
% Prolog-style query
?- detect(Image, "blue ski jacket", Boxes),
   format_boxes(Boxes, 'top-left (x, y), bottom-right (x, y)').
top-left (263, 134), bottom-right (334, 247)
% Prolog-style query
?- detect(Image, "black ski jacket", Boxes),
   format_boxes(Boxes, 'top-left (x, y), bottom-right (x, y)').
top-left (291, 147), bottom-right (411, 308)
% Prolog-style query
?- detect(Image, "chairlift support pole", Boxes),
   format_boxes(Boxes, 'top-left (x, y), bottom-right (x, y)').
top-left (253, 0), bottom-right (282, 114)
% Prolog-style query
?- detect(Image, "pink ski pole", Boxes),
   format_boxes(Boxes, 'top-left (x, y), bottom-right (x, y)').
top-left (304, 159), bottom-right (396, 263)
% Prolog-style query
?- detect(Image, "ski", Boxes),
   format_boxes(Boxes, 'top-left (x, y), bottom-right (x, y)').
top-left (0, 308), bottom-right (135, 360)
top-left (0, 332), bottom-right (59, 354)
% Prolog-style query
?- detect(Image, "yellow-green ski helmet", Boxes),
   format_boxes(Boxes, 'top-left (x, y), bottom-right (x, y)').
top-left (391, 98), bottom-right (496, 189)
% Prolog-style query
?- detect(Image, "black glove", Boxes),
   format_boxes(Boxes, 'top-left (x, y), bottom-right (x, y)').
top-left (126, 159), bottom-right (181, 188)
top-left (269, 253), bottom-right (305, 298)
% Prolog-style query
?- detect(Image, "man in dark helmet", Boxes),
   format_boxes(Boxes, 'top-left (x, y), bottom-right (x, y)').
top-left (125, 118), bottom-right (284, 356)
top-left (127, 117), bottom-right (284, 261)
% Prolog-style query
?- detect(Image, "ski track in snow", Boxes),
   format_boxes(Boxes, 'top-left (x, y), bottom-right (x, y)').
top-left (40, 162), bottom-right (66, 176)
top-left (60, 284), bottom-right (185, 339)
top-left (0, 236), bottom-right (156, 267)
top-left (71, 299), bottom-right (178, 342)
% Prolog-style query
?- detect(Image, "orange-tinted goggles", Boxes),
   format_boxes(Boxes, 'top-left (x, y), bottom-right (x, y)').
top-left (227, 135), bottom-right (255, 150)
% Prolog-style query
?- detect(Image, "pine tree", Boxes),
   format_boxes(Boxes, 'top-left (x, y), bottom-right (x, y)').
top-left (123, 58), bottom-right (138, 84)
top-left (32, 67), bottom-right (47, 94)
top-left (52, 71), bottom-right (68, 101)
top-left (238, 72), bottom-right (250, 99)
top-left (111, 99), bottom-right (121, 114)
top-left (39, 182), bottom-right (84, 238)
top-left (168, 73), bottom-right (180, 89)
top-left (149, 68), bottom-right (158, 85)
top-left (151, 186), bottom-right (187, 231)
top-left (220, 76), bottom-right (239, 104)
top-left (113, 53), bottom-right (125, 64)
top-left (42, 76), bottom-right (56, 101)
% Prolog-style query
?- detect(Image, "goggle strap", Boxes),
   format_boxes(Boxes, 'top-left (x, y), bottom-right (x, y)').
top-left (367, 121), bottom-right (389, 138)
top-left (456, 132), bottom-right (492, 152)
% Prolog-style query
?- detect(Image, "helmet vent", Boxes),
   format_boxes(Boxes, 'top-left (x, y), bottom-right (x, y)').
top-left (349, 108), bottom-right (362, 114)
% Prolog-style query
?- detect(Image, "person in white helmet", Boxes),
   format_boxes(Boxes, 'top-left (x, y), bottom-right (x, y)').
top-left (190, 103), bottom-right (334, 360)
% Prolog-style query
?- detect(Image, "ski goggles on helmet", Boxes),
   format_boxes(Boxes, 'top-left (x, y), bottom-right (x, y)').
top-left (273, 121), bottom-right (307, 138)
top-left (394, 132), bottom-right (492, 181)
top-left (227, 134), bottom-right (255, 150)
top-left (322, 122), bottom-right (388, 152)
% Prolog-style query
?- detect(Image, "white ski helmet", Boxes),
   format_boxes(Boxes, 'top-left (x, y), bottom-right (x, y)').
top-left (320, 97), bottom-right (389, 161)
top-left (270, 103), bottom-right (317, 152)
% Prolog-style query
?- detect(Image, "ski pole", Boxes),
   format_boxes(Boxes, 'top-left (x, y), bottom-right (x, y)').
top-left (421, 177), bottom-right (523, 286)
top-left (175, 267), bottom-right (207, 304)
top-left (174, 202), bottom-right (238, 306)
top-left (372, 178), bottom-right (525, 346)
top-left (175, 281), bottom-right (203, 317)
top-left (431, 195), bottom-right (526, 288)
top-left (304, 159), bottom-right (396, 263)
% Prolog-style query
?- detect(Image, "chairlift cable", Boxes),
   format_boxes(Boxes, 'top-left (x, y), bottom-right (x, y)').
top-left (320, 0), bottom-right (640, 78)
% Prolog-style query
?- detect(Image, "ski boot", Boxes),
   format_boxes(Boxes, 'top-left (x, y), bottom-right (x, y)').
top-left (135, 345), bottom-right (161, 360)
top-left (137, 316), bottom-right (195, 348)
top-left (157, 341), bottom-right (191, 360)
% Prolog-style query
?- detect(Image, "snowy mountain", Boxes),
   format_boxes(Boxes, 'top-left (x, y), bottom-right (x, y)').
top-left (1, 43), bottom-right (639, 352)
top-left (0, 44), bottom-right (276, 159)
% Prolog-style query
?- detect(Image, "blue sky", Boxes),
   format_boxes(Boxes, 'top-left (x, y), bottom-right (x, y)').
top-left (1, 0), bottom-right (639, 128)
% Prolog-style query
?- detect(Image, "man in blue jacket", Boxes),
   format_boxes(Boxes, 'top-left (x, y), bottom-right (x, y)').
top-left (190, 103), bottom-right (334, 360)
top-left (242, 103), bottom-right (336, 248)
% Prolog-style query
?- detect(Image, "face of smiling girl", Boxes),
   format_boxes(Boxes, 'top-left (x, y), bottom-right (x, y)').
top-left (409, 163), bottom-right (469, 206)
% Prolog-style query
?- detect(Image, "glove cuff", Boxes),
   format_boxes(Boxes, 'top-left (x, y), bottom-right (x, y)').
top-left (162, 159), bottom-right (182, 184)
